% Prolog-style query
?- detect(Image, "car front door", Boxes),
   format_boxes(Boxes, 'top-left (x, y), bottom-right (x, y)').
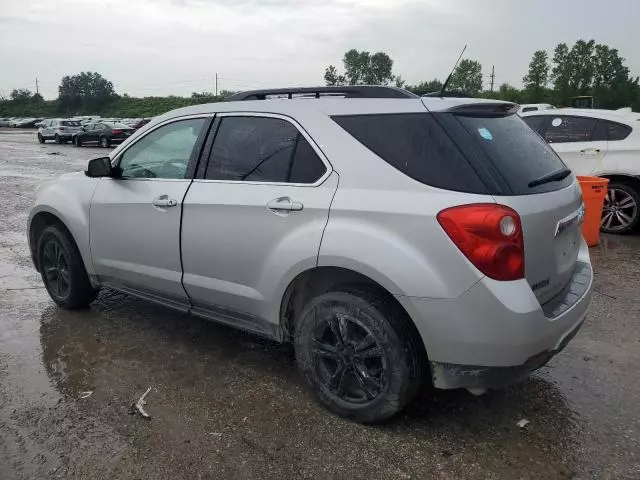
top-left (89, 116), bottom-right (211, 310)
top-left (543, 115), bottom-right (607, 175)
top-left (181, 113), bottom-right (337, 334)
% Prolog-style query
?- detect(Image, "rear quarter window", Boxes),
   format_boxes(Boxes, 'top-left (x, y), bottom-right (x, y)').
top-left (331, 113), bottom-right (488, 193)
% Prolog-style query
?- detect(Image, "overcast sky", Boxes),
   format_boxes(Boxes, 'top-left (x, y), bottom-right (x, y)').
top-left (1, 0), bottom-right (638, 99)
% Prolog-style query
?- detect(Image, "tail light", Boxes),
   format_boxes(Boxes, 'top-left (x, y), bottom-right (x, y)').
top-left (437, 204), bottom-right (524, 281)
top-left (112, 129), bottom-right (123, 135)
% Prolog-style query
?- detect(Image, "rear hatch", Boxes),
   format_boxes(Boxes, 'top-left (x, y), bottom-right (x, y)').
top-left (428, 101), bottom-right (582, 303)
top-left (60, 120), bottom-right (83, 133)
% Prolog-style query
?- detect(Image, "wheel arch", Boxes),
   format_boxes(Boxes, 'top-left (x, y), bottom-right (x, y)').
top-left (29, 211), bottom-right (76, 272)
top-left (599, 173), bottom-right (640, 192)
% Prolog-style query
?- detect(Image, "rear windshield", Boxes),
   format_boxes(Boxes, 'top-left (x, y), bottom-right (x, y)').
top-left (453, 113), bottom-right (572, 194)
top-left (61, 121), bottom-right (81, 126)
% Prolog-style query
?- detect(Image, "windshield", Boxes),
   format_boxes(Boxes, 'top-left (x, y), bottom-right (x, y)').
top-left (452, 113), bottom-right (573, 194)
top-left (105, 122), bottom-right (132, 129)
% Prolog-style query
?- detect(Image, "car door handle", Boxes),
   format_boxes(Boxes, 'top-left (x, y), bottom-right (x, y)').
top-left (152, 195), bottom-right (178, 208)
top-left (579, 148), bottom-right (600, 155)
top-left (267, 197), bottom-right (304, 213)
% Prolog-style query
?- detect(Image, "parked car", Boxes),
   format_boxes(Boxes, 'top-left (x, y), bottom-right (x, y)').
top-left (122, 118), bottom-right (151, 130)
top-left (518, 103), bottom-right (555, 114)
top-left (0, 118), bottom-right (13, 127)
top-left (522, 108), bottom-right (640, 233)
top-left (73, 122), bottom-right (136, 148)
top-left (28, 86), bottom-right (592, 422)
top-left (38, 119), bottom-right (84, 144)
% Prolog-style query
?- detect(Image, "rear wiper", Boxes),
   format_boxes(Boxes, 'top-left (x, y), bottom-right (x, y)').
top-left (527, 167), bottom-right (572, 188)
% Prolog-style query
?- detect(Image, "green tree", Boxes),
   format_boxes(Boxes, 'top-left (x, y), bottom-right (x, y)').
top-left (448, 59), bottom-right (483, 96)
top-left (10, 88), bottom-right (34, 101)
top-left (406, 79), bottom-right (443, 96)
top-left (551, 43), bottom-right (572, 105)
top-left (324, 49), bottom-right (396, 86)
top-left (324, 65), bottom-right (346, 86)
top-left (523, 50), bottom-right (550, 103)
top-left (58, 71), bottom-right (117, 114)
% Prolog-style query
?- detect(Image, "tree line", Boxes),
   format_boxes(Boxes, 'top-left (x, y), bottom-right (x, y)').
top-left (325, 40), bottom-right (640, 110)
top-left (1, 38), bottom-right (638, 118)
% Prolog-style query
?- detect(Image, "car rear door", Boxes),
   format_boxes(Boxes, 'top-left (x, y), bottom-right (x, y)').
top-left (180, 113), bottom-right (337, 334)
top-left (89, 116), bottom-right (211, 310)
top-left (445, 109), bottom-right (585, 305)
top-left (542, 115), bottom-right (607, 175)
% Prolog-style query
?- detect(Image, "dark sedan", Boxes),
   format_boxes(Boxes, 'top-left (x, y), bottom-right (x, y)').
top-left (73, 122), bottom-right (135, 148)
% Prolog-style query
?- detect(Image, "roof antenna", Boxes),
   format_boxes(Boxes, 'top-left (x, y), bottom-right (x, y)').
top-left (439, 45), bottom-right (467, 98)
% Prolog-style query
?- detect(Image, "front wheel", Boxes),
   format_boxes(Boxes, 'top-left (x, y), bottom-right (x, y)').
top-left (37, 133), bottom-right (45, 144)
top-left (601, 182), bottom-right (640, 234)
top-left (100, 136), bottom-right (110, 148)
top-left (294, 290), bottom-right (422, 423)
top-left (37, 225), bottom-right (98, 309)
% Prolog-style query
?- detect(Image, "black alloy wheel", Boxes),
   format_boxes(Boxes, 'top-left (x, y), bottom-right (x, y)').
top-left (40, 239), bottom-right (71, 299)
top-left (312, 312), bottom-right (387, 403)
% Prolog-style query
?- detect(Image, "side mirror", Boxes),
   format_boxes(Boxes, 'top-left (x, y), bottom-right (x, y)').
top-left (85, 157), bottom-right (113, 177)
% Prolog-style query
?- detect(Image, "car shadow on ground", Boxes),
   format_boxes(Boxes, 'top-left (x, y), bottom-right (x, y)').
top-left (38, 288), bottom-right (581, 477)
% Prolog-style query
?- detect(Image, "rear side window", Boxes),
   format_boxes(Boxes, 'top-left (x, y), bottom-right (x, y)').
top-left (522, 107), bottom-right (538, 112)
top-left (332, 113), bottom-right (487, 193)
top-left (607, 121), bottom-right (632, 141)
top-left (206, 116), bottom-right (326, 183)
top-left (453, 113), bottom-right (572, 194)
top-left (544, 116), bottom-right (597, 143)
top-left (61, 120), bottom-right (81, 127)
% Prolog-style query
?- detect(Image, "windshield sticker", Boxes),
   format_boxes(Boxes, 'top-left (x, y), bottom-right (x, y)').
top-left (477, 127), bottom-right (493, 140)
top-left (551, 117), bottom-right (562, 127)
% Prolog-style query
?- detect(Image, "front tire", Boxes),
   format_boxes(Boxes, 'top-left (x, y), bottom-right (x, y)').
top-left (601, 181), bottom-right (640, 234)
top-left (294, 290), bottom-right (422, 423)
top-left (37, 225), bottom-right (97, 309)
top-left (37, 133), bottom-right (45, 144)
top-left (100, 136), bottom-right (110, 148)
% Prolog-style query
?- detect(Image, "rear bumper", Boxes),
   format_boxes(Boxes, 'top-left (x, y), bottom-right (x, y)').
top-left (396, 238), bottom-right (593, 390)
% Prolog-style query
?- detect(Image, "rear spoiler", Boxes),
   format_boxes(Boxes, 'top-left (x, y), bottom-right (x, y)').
top-left (447, 102), bottom-right (518, 117)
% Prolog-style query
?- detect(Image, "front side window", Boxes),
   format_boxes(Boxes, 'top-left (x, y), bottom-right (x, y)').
top-left (522, 115), bottom-right (548, 135)
top-left (205, 116), bottom-right (326, 183)
top-left (117, 118), bottom-right (206, 179)
top-left (544, 116), bottom-right (597, 143)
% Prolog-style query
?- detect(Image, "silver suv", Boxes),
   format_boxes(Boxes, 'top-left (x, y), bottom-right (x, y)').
top-left (28, 86), bottom-right (593, 422)
top-left (38, 118), bottom-right (84, 144)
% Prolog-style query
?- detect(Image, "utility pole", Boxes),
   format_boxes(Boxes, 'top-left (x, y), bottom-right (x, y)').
top-left (215, 73), bottom-right (218, 97)
top-left (489, 65), bottom-right (495, 93)
top-left (35, 77), bottom-right (39, 96)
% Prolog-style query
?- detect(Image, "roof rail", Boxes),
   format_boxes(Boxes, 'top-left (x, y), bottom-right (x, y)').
top-left (422, 90), bottom-right (475, 98)
top-left (225, 86), bottom-right (418, 101)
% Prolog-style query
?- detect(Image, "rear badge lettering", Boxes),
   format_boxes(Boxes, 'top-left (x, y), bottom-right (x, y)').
top-left (532, 279), bottom-right (550, 291)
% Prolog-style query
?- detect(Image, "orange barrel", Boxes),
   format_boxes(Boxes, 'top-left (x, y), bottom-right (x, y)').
top-left (576, 176), bottom-right (609, 247)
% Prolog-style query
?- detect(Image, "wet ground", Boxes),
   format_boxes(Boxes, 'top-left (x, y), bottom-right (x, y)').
top-left (0, 129), bottom-right (639, 479)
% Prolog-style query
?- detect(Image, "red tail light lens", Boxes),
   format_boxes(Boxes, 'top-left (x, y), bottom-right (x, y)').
top-left (437, 204), bottom-right (524, 281)
top-left (112, 129), bottom-right (123, 135)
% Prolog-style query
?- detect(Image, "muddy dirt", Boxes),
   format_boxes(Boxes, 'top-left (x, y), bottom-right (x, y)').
top-left (1, 131), bottom-right (639, 479)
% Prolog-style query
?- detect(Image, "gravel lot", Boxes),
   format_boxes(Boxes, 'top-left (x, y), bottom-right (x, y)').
top-left (1, 129), bottom-right (639, 479)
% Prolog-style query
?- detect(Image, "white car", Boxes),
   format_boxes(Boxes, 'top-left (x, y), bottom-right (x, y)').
top-left (522, 108), bottom-right (640, 234)
top-left (518, 103), bottom-right (555, 114)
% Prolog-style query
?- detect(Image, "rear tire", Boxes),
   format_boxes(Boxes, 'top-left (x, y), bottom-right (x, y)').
top-left (37, 225), bottom-right (98, 309)
top-left (294, 290), bottom-right (422, 423)
top-left (100, 136), bottom-right (110, 148)
top-left (601, 181), bottom-right (640, 234)
top-left (37, 133), bottom-right (45, 144)
top-left (74, 136), bottom-right (82, 147)
top-left (54, 134), bottom-right (62, 144)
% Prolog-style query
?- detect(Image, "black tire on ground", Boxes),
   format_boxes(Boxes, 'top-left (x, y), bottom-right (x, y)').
top-left (37, 133), bottom-right (45, 144)
top-left (601, 181), bottom-right (640, 234)
top-left (74, 136), bottom-right (82, 147)
top-left (100, 136), bottom-right (110, 148)
top-left (294, 289), bottom-right (423, 423)
top-left (37, 225), bottom-right (98, 309)
top-left (54, 134), bottom-right (62, 144)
